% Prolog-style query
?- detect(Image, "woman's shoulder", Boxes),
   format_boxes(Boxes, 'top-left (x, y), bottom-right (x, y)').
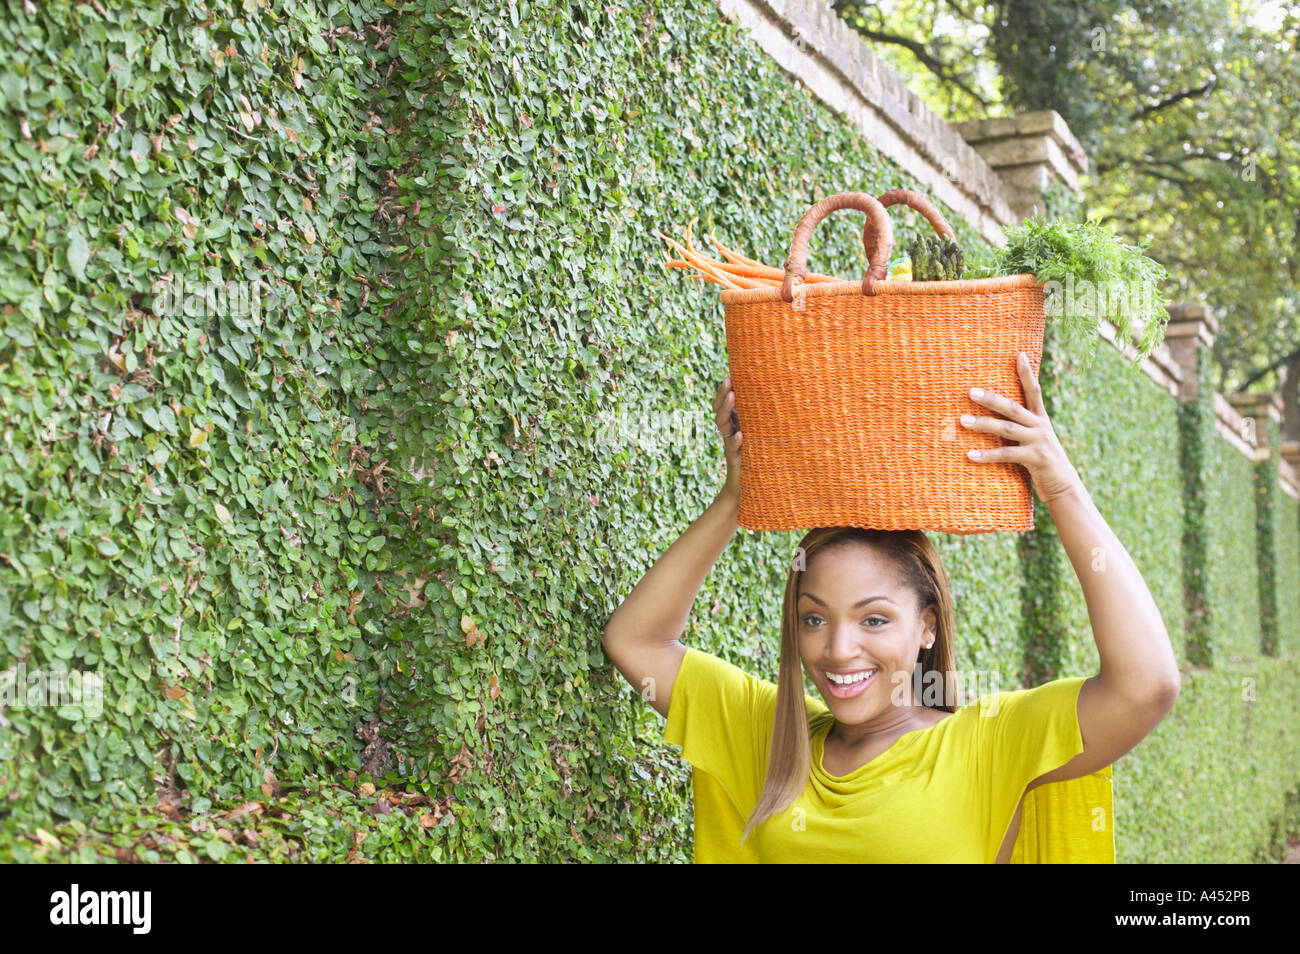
top-left (910, 693), bottom-right (985, 740)
top-left (676, 646), bottom-right (782, 708)
top-left (680, 647), bottom-right (833, 726)
top-left (967, 675), bottom-right (1091, 713)
top-left (950, 675), bottom-right (1092, 748)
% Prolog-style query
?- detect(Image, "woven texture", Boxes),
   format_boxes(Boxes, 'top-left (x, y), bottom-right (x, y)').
top-left (721, 271), bottom-right (1045, 533)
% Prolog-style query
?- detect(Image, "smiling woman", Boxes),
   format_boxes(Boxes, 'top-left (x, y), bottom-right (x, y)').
top-left (676, 527), bottom-right (1117, 863)
top-left (602, 361), bottom-right (1181, 864)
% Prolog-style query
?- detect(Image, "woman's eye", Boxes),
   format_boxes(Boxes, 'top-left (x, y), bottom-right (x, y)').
top-left (801, 615), bottom-right (887, 627)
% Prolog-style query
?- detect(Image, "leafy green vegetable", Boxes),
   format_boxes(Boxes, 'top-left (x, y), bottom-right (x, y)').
top-left (909, 215), bottom-right (1170, 368)
top-left (975, 215), bottom-right (1170, 368)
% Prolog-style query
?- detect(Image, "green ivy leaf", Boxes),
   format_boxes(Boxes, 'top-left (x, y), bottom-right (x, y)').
top-left (67, 226), bottom-right (89, 282)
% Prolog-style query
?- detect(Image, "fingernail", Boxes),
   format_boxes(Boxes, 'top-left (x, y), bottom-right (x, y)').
top-left (968, 449), bottom-right (980, 459)
top-left (960, 414), bottom-right (974, 425)
top-left (970, 387), bottom-right (982, 399)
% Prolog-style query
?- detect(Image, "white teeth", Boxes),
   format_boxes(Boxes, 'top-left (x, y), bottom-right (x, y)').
top-left (827, 669), bottom-right (876, 685)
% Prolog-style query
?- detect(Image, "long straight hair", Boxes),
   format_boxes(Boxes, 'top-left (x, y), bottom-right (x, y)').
top-left (741, 526), bottom-right (959, 846)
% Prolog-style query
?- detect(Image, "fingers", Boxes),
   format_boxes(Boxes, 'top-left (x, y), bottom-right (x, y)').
top-left (963, 356), bottom-right (1043, 459)
top-left (713, 375), bottom-right (732, 413)
top-left (960, 413), bottom-right (1032, 442)
top-left (965, 444), bottom-right (1028, 463)
top-left (715, 378), bottom-right (743, 457)
top-left (968, 385), bottom-right (1037, 428)
top-left (715, 377), bottom-right (741, 435)
top-left (716, 388), bottom-right (734, 425)
top-left (1017, 351), bottom-right (1046, 417)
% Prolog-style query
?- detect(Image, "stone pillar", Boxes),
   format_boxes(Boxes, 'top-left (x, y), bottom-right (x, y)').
top-left (1162, 302), bottom-right (1219, 402)
top-left (950, 111), bottom-right (1088, 222)
top-left (1226, 392), bottom-right (1286, 655)
top-left (1282, 442), bottom-right (1300, 473)
top-left (1164, 302), bottom-right (1218, 666)
top-left (1280, 439), bottom-right (1300, 501)
top-left (1224, 392), bottom-right (1276, 457)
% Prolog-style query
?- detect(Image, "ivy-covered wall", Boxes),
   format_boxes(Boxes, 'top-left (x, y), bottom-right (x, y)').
top-left (1174, 361), bottom-right (1267, 668)
top-left (1, 0), bottom-right (1296, 863)
top-left (1254, 414), bottom-right (1296, 659)
top-left (1021, 317), bottom-right (1188, 686)
top-left (384, 0), bottom-right (1023, 861)
top-left (1271, 481), bottom-right (1300, 657)
top-left (0, 0), bottom-right (403, 846)
top-left (1035, 334), bottom-right (1300, 862)
top-left (1116, 656), bottom-right (1300, 863)
top-left (1212, 441), bottom-right (1266, 665)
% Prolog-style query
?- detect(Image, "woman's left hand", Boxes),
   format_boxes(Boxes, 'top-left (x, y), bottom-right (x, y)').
top-left (960, 351), bottom-right (1084, 505)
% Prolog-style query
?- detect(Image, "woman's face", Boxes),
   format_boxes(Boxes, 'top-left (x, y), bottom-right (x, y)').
top-left (796, 542), bottom-right (936, 723)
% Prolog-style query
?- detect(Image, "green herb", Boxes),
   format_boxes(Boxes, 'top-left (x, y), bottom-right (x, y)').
top-left (907, 233), bottom-right (965, 281)
top-left (976, 216), bottom-right (1170, 368)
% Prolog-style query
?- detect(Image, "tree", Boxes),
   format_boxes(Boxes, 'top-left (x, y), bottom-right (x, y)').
top-left (834, 0), bottom-right (1300, 421)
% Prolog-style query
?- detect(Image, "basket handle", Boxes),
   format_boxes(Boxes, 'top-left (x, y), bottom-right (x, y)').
top-left (865, 189), bottom-right (956, 263)
top-left (780, 192), bottom-right (893, 302)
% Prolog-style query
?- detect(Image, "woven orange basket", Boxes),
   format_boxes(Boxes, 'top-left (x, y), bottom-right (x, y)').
top-left (720, 189), bottom-right (1045, 533)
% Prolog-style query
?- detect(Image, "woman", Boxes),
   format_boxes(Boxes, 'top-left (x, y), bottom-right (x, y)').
top-left (602, 353), bottom-right (1181, 862)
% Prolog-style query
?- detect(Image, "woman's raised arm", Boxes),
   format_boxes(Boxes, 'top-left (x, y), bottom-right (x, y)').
top-left (961, 352), bottom-right (1181, 787)
top-left (602, 377), bottom-right (745, 719)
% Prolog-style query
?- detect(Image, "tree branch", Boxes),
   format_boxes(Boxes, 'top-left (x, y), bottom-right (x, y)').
top-left (831, 6), bottom-right (992, 109)
top-left (1129, 162), bottom-right (1200, 189)
top-left (1128, 76), bottom-right (1217, 121)
top-left (1236, 344), bottom-right (1300, 392)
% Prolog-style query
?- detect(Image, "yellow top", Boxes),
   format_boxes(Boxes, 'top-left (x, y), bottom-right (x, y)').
top-left (664, 647), bottom-right (1115, 863)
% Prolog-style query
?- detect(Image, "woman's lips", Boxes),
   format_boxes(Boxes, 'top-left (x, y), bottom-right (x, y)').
top-left (824, 669), bottom-right (877, 699)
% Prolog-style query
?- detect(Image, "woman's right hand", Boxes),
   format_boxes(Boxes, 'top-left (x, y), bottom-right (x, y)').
top-left (714, 375), bottom-right (743, 502)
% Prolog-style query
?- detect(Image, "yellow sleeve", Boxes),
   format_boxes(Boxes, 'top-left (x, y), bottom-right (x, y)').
top-left (978, 676), bottom-right (1116, 863)
top-left (663, 647), bottom-right (829, 863)
top-left (690, 768), bottom-right (761, 863)
top-left (663, 647), bottom-right (777, 816)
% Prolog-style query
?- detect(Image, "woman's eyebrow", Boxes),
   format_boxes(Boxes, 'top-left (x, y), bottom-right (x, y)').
top-left (799, 593), bottom-right (895, 608)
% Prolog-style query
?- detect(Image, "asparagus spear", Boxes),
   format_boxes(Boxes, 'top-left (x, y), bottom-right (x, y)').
top-left (907, 234), bottom-right (965, 281)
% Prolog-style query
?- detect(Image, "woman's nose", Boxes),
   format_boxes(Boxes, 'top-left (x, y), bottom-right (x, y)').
top-left (827, 623), bottom-right (865, 663)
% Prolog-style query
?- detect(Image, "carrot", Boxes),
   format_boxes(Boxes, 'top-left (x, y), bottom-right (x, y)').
top-left (712, 258), bottom-right (841, 287)
top-left (664, 259), bottom-right (755, 286)
top-left (709, 268), bottom-right (767, 290)
top-left (676, 268), bottom-right (739, 288)
top-left (712, 261), bottom-right (782, 279)
top-left (708, 232), bottom-right (844, 281)
top-left (667, 254), bottom-right (743, 288)
top-left (658, 225), bottom-right (853, 289)
top-left (708, 231), bottom-right (765, 268)
top-left (656, 230), bottom-right (751, 289)
top-left (658, 229), bottom-right (747, 278)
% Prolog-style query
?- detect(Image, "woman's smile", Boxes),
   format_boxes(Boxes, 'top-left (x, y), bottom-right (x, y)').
top-left (823, 667), bottom-right (879, 698)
